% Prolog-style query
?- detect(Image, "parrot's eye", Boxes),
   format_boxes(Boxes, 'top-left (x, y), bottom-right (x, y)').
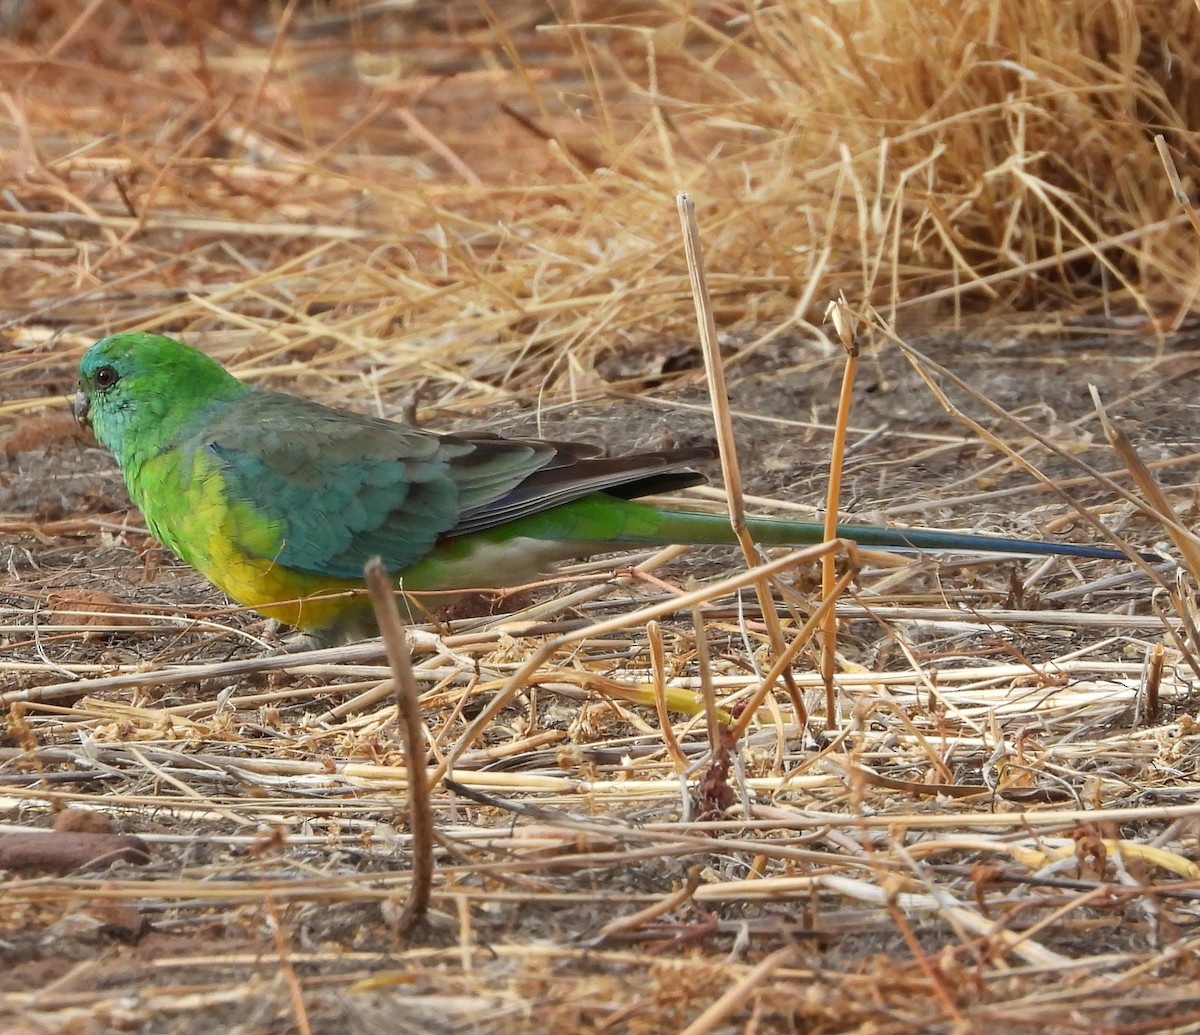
top-left (93, 365), bottom-right (120, 389)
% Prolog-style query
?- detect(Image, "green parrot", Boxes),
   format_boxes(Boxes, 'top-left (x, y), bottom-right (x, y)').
top-left (74, 333), bottom-right (1148, 645)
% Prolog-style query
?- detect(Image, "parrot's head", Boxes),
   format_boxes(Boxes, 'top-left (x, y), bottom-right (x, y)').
top-left (77, 333), bottom-right (249, 467)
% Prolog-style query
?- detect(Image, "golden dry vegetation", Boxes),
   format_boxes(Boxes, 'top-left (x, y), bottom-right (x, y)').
top-left (4, 2), bottom-right (1200, 1032)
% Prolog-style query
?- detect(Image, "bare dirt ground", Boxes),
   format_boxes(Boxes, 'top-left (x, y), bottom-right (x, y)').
top-left (4, 2), bottom-right (1200, 1033)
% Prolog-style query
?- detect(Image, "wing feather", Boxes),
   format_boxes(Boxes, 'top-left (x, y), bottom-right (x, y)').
top-left (193, 389), bottom-right (712, 578)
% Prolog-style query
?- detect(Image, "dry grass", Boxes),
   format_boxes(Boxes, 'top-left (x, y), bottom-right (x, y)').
top-left (4, 1), bottom-right (1200, 1032)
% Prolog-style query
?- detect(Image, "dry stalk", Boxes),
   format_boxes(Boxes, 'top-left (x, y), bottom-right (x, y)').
top-left (677, 191), bottom-right (807, 727)
top-left (678, 946), bottom-right (798, 1035)
top-left (364, 558), bottom-right (432, 932)
top-left (820, 295), bottom-right (860, 729)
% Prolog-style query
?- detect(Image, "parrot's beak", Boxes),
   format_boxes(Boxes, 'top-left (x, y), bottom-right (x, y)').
top-left (73, 389), bottom-right (91, 429)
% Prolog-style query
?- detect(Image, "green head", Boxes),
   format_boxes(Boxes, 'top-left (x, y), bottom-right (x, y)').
top-left (76, 333), bottom-right (250, 468)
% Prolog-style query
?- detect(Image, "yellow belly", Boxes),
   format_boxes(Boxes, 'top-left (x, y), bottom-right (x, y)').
top-left (200, 537), bottom-right (366, 632)
top-left (132, 447), bottom-right (368, 634)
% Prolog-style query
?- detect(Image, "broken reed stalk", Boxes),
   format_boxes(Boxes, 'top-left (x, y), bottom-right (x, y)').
top-left (1142, 642), bottom-right (1164, 726)
top-left (364, 557), bottom-right (432, 932)
top-left (676, 191), bottom-right (807, 729)
top-left (820, 296), bottom-right (860, 730)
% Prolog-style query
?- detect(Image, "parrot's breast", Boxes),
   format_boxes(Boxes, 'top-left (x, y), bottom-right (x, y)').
top-left (129, 445), bottom-right (366, 633)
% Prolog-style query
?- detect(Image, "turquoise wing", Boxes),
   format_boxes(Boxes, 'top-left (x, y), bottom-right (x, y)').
top-left (193, 389), bottom-right (713, 579)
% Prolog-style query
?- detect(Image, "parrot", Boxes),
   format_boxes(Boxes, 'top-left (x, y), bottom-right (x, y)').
top-left (73, 333), bottom-right (1150, 645)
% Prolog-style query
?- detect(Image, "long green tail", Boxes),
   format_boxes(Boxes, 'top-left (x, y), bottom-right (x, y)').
top-left (652, 507), bottom-right (1148, 560)
top-left (499, 495), bottom-right (1155, 562)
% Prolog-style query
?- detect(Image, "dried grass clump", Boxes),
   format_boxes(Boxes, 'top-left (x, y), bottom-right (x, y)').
top-left (548, 0), bottom-right (1200, 322)
top-left (1, 1), bottom-right (1199, 403)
